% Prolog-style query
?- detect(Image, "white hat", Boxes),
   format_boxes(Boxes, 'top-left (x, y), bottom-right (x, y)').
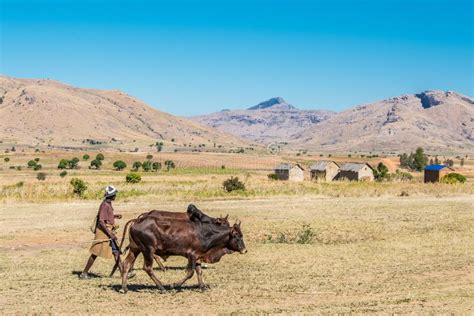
top-left (105, 185), bottom-right (118, 198)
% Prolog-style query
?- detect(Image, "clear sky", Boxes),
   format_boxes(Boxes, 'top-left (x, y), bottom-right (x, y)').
top-left (0, 0), bottom-right (472, 116)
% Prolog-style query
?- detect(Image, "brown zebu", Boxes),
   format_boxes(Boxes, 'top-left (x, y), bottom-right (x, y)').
top-left (119, 214), bottom-right (246, 293)
top-left (113, 205), bottom-right (229, 274)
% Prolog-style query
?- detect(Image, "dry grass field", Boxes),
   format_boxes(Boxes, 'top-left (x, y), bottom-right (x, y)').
top-left (0, 151), bottom-right (473, 313)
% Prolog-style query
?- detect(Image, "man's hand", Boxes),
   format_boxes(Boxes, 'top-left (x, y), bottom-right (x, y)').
top-left (114, 214), bottom-right (123, 219)
top-left (111, 233), bottom-right (118, 241)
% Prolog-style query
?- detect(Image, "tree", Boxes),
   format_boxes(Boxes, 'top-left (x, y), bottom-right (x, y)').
top-left (68, 157), bottom-right (80, 169)
top-left (126, 172), bottom-right (141, 183)
top-left (373, 162), bottom-right (389, 181)
top-left (156, 142), bottom-right (163, 152)
top-left (70, 178), bottom-right (87, 197)
top-left (132, 161), bottom-right (142, 171)
top-left (113, 160), bottom-right (127, 171)
top-left (58, 159), bottom-right (68, 169)
top-left (152, 161), bottom-right (161, 172)
top-left (412, 147), bottom-right (428, 171)
top-left (164, 160), bottom-right (175, 172)
top-left (90, 159), bottom-right (102, 169)
top-left (82, 154), bottom-right (90, 161)
top-left (142, 160), bottom-right (152, 172)
top-left (95, 153), bottom-right (105, 161)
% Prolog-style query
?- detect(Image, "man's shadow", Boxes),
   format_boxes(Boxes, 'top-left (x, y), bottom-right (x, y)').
top-left (71, 270), bottom-right (101, 278)
top-left (108, 283), bottom-right (208, 293)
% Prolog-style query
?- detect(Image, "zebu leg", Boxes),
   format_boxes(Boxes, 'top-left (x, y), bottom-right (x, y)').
top-left (153, 254), bottom-right (166, 271)
top-left (195, 263), bottom-right (206, 289)
top-left (120, 248), bottom-right (139, 294)
top-left (173, 257), bottom-right (195, 288)
top-left (143, 250), bottom-right (166, 291)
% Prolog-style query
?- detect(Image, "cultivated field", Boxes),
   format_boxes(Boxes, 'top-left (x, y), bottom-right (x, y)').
top-left (0, 151), bottom-right (473, 313)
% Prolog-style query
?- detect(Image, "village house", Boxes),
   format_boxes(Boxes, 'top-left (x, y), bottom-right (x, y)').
top-left (274, 163), bottom-right (305, 181)
top-left (424, 164), bottom-right (454, 183)
top-left (310, 161), bottom-right (340, 181)
top-left (336, 162), bottom-right (374, 181)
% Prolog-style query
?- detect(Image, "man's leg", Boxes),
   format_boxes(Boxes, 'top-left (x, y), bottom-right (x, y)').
top-left (80, 254), bottom-right (97, 279)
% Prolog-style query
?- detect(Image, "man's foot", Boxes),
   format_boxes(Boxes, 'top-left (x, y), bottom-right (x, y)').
top-left (79, 272), bottom-right (90, 280)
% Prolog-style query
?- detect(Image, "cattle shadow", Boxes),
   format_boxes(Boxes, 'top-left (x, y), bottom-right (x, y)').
top-left (71, 270), bottom-right (101, 279)
top-left (108, 283), bottom-right (209, 293)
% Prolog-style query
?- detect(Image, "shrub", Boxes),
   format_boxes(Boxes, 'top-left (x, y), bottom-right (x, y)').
top-left (70, 178), bottom-right (87, 197)
top-left (221, 165), bottom-right (226, 169)
top-left (373, 162), bottom-right (389, 181)
top-left (60, 170), bottom-right (67, 178)
top-left (15, 181), bottom-right (24, 188)
top-left (223, 176), bottom-right (245, 192)
top-left (90, 159), bottom-right (102, 169)
top-left (132, 161), bottom-right (142, 171)
top-left (33, 164), bottom-right (42, 171)
top-left (68, 157), bottom-right (80, 169)
top-left (36, 172), bottom-right (47, 181)
top-left (146, 154), bottom-right (153, 160)
top-left (34, 157), bottom-right (40, 162)
top-left (296, 224), bottom-right (315, 244)
top-left (4, 157), bottom-right (10, 162)
top-left (126, 172), bottom-right (142, 183)
top-left (441, 173), bottom-right (467, 184)
top-left (142, 160), bottom-right (152, 172)
top-left (95, 153), bottom-right (105, 161)
top-left (152, 162), bottom-right (161, 172)
top-left (27, 160), bottom-right (37, 168)
top-left (267, 173), bottom-right (278, 180)
top-left (113, 160), bottom-right (127, 171)
top-left (58, 159), bottom-right (68, 169)
top-left (82, 154), bottom-right (90, 160)
top-left (164, 160), bottom-right (175, 171)
top-left (389, 169), bottom-right (413, 182)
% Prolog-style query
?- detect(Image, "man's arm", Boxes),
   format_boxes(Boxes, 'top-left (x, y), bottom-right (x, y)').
top-left (98, 220), bottom-right (117, 240)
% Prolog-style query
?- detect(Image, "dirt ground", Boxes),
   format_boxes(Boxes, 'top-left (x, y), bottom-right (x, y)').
top-left (1, 195), bottom-right (473, 314)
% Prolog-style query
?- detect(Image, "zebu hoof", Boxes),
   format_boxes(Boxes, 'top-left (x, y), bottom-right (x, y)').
top-left (119, 288), bottom-right (127, 294)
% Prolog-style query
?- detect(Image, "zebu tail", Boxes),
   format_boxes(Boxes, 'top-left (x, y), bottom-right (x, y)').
top-left (119, 218), bottom-right (137, 252)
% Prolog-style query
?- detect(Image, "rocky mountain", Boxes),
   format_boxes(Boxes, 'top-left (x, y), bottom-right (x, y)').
top-left (0, 76), bottom-right (245, 150)
top-left (193, 97), bottom-right (334, 144)
top-left (291, 91), bottom-right (474, 153)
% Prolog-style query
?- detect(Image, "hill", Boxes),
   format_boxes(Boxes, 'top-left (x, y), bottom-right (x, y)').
top-left (193, 97), bottom-right (334, 144)
top-left (291, 91), bottom-right (474, 154)
top-left (0, 76), bottom-right (246, 151)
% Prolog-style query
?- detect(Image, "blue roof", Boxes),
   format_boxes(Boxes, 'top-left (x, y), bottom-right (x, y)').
top-left (425, 164), bottom-right (448, 171)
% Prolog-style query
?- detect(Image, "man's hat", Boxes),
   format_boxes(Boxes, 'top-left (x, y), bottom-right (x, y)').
top-left (105, 185), bottom-right (118, 198)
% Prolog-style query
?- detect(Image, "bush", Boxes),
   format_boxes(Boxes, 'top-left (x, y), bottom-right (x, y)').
top-left (142, 160), bottom-right (152, 172)
top-left (70, 178), bottom-right (87, 197)
top-left (36, 172), bottom-right (47, 181)
top-left (68, 157), bottom-right (80, 169)
top-left (267, 173), bottom-right (278, 180)
top-left (90, 159), bottom-right (102, 169)
top-left (60, 171), bottom-right (67, 178)
top-left (132, 161), bottom-right (142, 171)
top-left (296, 224), bottom-right (315, 244)
top-left (82, 154), bottom-right (90, 161)
top-left (96, 153), bottom-right (105, 161)
top-left (27, 160), bottom-right (37, 168)
top-left (441, 173), bottom-right (467, 184)
top-left (4, 157), bottom-right (10, 162)
top-left (126, 172), bottom-right (142, 183)
top-left (58, 159), bottom-right (68, 169)
top-left (146, 154), bottom-right (153, 160)
top-left (152, 162), bottom-right (161, 171)
top-left (34, 157), bottom-right (40, 162)
top-left (223, 176), bottom-right (245, 192)
top-left (113, 160), bottom-right (127, 171)
top-left (389, 169), bottom-right (413, 182)
top-left (373, 162), bottom-right (389, 181)
top-left (33, 164), bottom-right (42, 171)
top-left (164, 160), bottom-right (175, 171)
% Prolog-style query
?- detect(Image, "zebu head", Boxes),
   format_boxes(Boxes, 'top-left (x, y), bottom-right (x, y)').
top-left (227, 220), bottom-right (247, 254)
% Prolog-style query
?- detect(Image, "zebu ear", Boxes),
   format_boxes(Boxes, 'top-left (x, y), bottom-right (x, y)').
top-left (225, 214), bottom-right (229, 221)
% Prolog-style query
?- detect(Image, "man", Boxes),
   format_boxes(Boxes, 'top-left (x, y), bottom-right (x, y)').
top-left (80, 185), bottom-right (122, 279)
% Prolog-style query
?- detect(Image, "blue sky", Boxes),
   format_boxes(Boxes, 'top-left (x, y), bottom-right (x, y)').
top-left (1, 0), bottom-right (472, 116)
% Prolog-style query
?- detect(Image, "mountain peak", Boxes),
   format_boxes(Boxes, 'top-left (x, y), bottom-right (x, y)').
top-left (247, 97), bottom-right (296, 110)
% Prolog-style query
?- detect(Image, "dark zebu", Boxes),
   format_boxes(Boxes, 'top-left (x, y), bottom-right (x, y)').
top-left (119, 214), bottom-right (246, 293)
